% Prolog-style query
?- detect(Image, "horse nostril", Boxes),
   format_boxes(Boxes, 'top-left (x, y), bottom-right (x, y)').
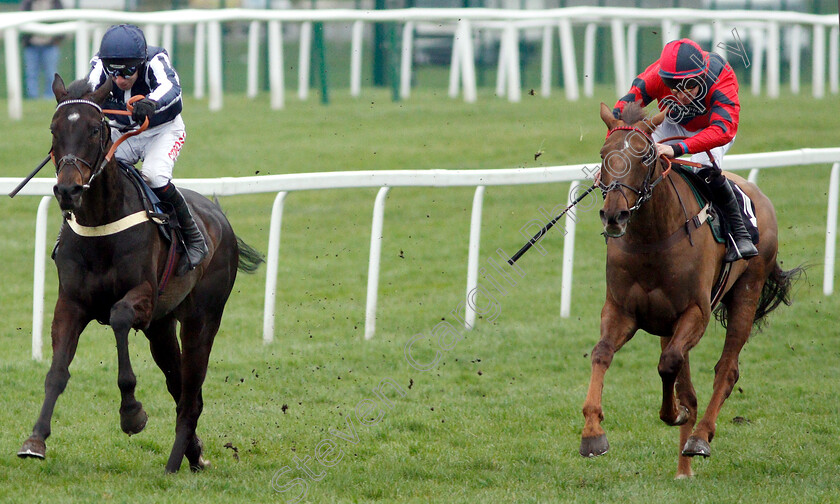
top-left (54, 184), bottom-right (83, 202)
top-left (599, 209), bottom-right (606, 222)
top-left (616, 210), bottom-right (631, 225)
top-left (69, 185), bottom-right (83, 198)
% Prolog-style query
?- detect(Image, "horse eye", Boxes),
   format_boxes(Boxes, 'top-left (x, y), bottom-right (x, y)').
top-left (90, 126), bottom-right (100, 137)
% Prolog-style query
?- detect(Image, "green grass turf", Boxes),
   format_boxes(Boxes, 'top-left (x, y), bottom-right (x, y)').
top-left (0, 85), bottom-right (838, 503)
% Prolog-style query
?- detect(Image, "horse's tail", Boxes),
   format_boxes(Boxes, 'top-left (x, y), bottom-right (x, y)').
top-left (715, 261), bottom-right (804, 330)
top-left (752, 261), bottom-right (804, 327)
top-left (236, 236), bottom-right (265, 274)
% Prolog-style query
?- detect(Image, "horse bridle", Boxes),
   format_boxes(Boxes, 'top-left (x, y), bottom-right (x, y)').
top-left (53, 99), bottom-right (112, 190)
top-left (597, 126), bottom-right (673, 213)
top-left (53, 96), bottom-right (148, 191)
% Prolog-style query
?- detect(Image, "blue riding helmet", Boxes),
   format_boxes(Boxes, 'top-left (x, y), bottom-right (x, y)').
top-left (99, 24), bottom-right (147, 70)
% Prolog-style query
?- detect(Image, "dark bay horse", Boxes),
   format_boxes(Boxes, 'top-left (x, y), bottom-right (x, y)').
top-left (580, 102), bottom-right (800, 478)
top-left (17, 75), bottom-right (263, 473)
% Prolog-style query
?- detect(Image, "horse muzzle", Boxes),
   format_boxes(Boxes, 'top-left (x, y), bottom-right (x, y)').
top-left (53, 183), bottom-right (84, 211)
top-left (600, 208), bottom-right (630, 238)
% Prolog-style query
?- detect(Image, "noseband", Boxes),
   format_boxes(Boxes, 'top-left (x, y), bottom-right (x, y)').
top-left (597, 126), bottom-right (672, 213)
top-left (53, 99), bottom-right (111, 190)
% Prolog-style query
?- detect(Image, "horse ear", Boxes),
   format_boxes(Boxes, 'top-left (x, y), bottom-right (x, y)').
top-left (52, 74), bottom-right (67, 103)
top-left (91, 78), bottom-right (113, 105)
top-left (600, 102), bottom-right (619, 129)
top-left (634, 108), bottom-right (668, 135)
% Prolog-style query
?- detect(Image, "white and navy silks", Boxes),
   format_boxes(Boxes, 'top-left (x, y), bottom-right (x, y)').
top-left (87, 46), bottom-right (186, 189)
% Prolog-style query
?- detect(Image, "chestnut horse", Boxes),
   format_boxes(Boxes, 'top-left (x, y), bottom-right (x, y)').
top-left (580, 102), bottom-right (799, 478)
top-left (17, 76), bottom-right (263, 473)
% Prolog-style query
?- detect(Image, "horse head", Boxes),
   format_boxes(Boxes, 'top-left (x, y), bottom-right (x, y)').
top-left (597, 102), bottom-right (667, 238)
top-left (51, 74), bottom-right (114, 213)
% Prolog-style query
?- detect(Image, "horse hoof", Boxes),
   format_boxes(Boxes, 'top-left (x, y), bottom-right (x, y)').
top-left (579, 434), bottom-right (610, 457)
top-left (18, 438), bottom-right (46, 459)
top-left (674, 405), bottom-right (691, 426)
top-left (190, 456), bottom-right (211, 472)
top-left (682, 436), bottom-right (711, 458)
top-left (120, 407), bottom-right (148, 436)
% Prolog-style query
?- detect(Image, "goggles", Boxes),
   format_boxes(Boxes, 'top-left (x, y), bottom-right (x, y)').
top-left (104, 64), bottom-right (139, 78)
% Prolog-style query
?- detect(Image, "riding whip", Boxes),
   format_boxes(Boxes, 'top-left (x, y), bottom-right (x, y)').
top-left (8, 153), bottom-right (52, 198)
top-left (508, 182), bottom-right (598, 265)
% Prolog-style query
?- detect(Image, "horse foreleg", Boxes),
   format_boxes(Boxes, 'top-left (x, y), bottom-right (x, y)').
top-left (110, 282), bottom-right (155, 436)
top-left (658, 305), bottom-right (706, 427)
top-left (580, 303), bottom-right (636, 458)
top-left (674, 352), bottom-right (698, 479)
top-left (19, 297), bottom-right (89, 460)
top-left (684, 281), bottom-right (760, 458)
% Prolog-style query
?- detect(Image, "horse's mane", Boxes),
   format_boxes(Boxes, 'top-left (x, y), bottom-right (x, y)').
top-left (65, 79), bottom-right (94, 100)
top-left (619, 102), bottom-right (647, 125)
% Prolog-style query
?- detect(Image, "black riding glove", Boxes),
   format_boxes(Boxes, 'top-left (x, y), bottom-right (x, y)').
top-left (132, 98), bottom-right (157, 125)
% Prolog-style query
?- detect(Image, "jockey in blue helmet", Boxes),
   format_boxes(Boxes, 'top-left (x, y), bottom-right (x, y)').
top-left (88, 24), bottom-right (207, 275)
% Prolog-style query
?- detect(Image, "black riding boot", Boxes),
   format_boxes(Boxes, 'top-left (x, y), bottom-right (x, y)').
top-left (153, 183), bottom-right (209, 275)
top-left (706, 169), bottom-right (759, 262)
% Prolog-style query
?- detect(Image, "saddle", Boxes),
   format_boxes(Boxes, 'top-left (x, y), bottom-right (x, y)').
top-left (671, 165), bottom-right (760, 251)
top-left (118, 160), bottom-right (173, 244)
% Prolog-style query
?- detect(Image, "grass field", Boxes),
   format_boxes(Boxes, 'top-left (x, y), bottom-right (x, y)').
top-left (1, 85), bottom-right (839, 503)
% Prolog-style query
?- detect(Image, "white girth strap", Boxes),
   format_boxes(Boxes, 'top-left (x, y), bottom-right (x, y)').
top-left (66, 211), bottom-right (150, 237)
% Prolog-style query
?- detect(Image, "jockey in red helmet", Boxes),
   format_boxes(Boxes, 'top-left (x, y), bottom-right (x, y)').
top-left (613, 38), bottom-right (758, 262)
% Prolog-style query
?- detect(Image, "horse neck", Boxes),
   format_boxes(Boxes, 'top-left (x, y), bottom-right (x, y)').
top-left (75, 161), bottom-right (139, 224)
top-left (624, 173), bottom-right (685, 243)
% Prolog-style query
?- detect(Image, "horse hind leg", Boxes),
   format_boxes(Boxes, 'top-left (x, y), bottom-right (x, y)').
top-left (110, 283), bottom-right (155, 436)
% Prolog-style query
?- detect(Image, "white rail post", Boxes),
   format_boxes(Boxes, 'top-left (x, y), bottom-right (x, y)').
top-left (560, 181), bottom-right (579, 318)
top-left (351, 20), bottom-right (364, 98)
top-left (766, 21), bottom-right (780, 98)
top-left (503, 23), bottom-right (520, 103)
top-left (162, 24), bottom-right (174, 58)
top-left (31, 196), bottom-right (52, 361)
top-left (400, 21), bottom-right (415, 100)
top-left (583, 23), bottom-right (597, 98)
top-left (661, 20), bottom-right (679, 46)
top-left (747, 168), bottom-right (759, 184)
top-left (540, 24), bottom-right (553, 97)
top-left (751, 25), bottom-right (764, 96)
top-left (829, 26), bottom-right (838, 95)
top-left (626, 23), bottom-right (639, 90)
top-left (268, 20), bottom-right (286, 110)
top-left (194, 22), bottom-right (206, 99)
top-left (495, 27), bottom-right (507, 98)
top-left (4, 27), bottom-right (23, 120)
top-left (449, 23), bottom-right (462, 99)
top-left (207, 21), bottom-right (224, 111)
top-left (825, 163), bottom-right (839, 296)
top-left (365, 187), bottom-right (391, 340)
top-left (610, 18), bottom-right (627, 97)
top-left (247, 21), bottom-right (261, 99)
top-left (558, 18), bottom-right (579, 101)
top-left (464, 186), bottom-right (485, 329)
top-left (263, 192), bottom-right (288, 344)
top-left (789, 24), bottom-right (802, 95)
top-left (298, 22), bottom-right (313, 101)
top-left (459, 20), bottom-right (477, 103)
top-left (268, 20), bottom-right (285, 110)
top-left (812, 24), bottom-right (825, 98)
top-left (74, 21), bottom-right (90, 80)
